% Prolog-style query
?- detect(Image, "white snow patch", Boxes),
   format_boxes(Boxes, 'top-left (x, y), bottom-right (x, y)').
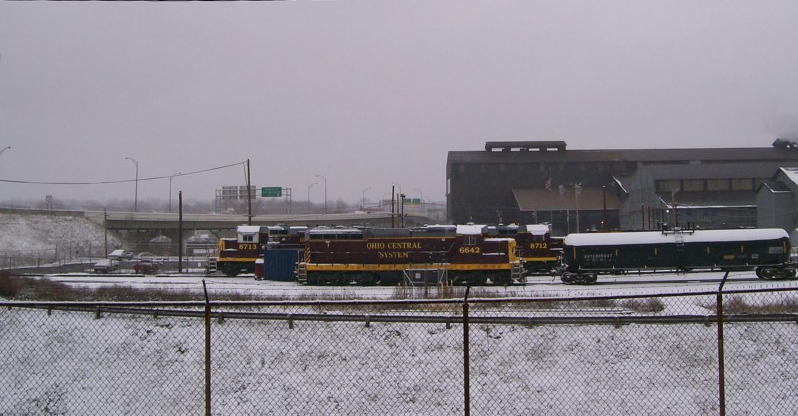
top-left (565, 229), bottom-right (788, 246)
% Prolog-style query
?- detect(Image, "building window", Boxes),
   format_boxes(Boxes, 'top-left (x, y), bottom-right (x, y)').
top-left (682, 179), bottom-right (705, 192)
top-left (656, 180), bottom-right (681, 193)
top-left (731, 178), bottom-right (753, 191)
top-left (707, 179), bottom-right (730, 191)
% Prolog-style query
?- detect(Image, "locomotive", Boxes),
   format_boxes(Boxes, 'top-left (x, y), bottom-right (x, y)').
top-left (560, 228), bottom-right (796, 284)
top-left (484, 224), bottom-right (562, 273)
top-left (216, 225), bottom-right (306, 277)
top-left (296, 224), bottom-right (525, 286)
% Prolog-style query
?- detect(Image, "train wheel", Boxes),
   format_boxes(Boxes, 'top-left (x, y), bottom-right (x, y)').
top-left (492, 273), bottom-right (511, 286)
top-left (221, 265), bottom-right (239, 277)
top-left (775, 267), bottom-right (797, 280)
top-left (756, 267), bottom-right (775, 280)
top-left (355, 273), bottom-right (375, 285)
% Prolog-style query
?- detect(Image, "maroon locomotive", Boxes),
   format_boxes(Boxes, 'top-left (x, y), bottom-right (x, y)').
top-left (297, 225), bottom-right (524, 285)
top-left (484, 224), bottom-right (562, 273)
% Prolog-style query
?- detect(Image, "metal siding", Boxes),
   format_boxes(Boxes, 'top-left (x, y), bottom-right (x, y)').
top-left (264, 249), bottom-right (301, 281)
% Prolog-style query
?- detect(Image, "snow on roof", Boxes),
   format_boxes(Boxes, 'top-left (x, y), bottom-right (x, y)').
top-left (237, 225), bottom-right (262, 234)
top-left (526, 224), bottom-right (550, 235)
top-left (612, 176), bottom-right (629, 194)
top-left (485, 238), bottom-right (515, 243)
top-left (423, 224), bottom-right (457, 230)
top-left (780, 167), bottom-right (798, 186)
top-left (308, 228), bottom-right (362, 235)
top-left (565, 229), bottom-right (788, 246)
top-left (456, 224), bottom-right (486, 235)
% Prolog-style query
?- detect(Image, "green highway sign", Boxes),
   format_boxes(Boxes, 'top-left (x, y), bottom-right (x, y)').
top-left (261, 187), bottom-right (282, 197)
top-left (403, 198), bottom-right (421, 205)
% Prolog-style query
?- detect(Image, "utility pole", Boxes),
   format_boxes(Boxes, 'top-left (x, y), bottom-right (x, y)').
top-left (391, 185), bottom-right (396, 228)
top-left (124, 156), bottom-right (139, 212)
top-left (178, 190), bottom-right (183, 273)
top-left (103, 208), bottom-right (108, 257)
top-left (246, 159), bottom-right (252, 225)
top-left (400, 193), bottom-right (406, 228)
top-left (169, 172), bottom-right (181, 213)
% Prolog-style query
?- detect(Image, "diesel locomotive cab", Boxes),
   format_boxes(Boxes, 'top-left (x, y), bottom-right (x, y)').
top-left (215, 225), bottom-right (268, 277)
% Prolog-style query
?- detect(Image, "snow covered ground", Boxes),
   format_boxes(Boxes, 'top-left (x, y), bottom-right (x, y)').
top-left (30, 269), bottom-right (798, 300)
top-left (0, 305), bottom-right (796, 415)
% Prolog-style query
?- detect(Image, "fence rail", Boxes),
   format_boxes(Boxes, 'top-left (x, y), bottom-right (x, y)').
top-left (2, 286), bottom-right (798, 415)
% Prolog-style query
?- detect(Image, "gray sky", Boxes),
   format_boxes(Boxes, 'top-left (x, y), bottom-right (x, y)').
top-left (2, 1), bottom-right (798, 206)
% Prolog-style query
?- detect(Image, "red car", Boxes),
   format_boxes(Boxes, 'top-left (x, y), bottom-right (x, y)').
top-left (133, 260), bottom-right (161, 275)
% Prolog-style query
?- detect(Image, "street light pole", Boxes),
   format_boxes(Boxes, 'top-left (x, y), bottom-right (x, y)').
top-left (0, 146), bottom-right (11, 158)
top-left (169, 171), bottom-right (181, 213)
top-left (400, 193), bottom-right (406, 228)
top-left (307, 182), bottom-right (317, 213)
top-left (314, 174), bottom-right (327, 214)
top-left (123, 156), bottom-right (139, 212)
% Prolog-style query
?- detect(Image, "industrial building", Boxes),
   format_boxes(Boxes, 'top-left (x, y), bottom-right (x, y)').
top-left (757, 167), bottom-right (798, 241)
top-left (447, 140), bottom-right (798, 235)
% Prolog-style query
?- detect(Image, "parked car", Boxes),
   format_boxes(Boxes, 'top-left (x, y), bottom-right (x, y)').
top-left (133, 259), bottom-right (161, 275)
top-left (108, 249), bottom-right (135, 260)
top-left (93, 259), bottom-right (119, 274)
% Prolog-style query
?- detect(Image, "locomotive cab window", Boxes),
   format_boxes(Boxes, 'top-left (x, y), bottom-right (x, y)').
top-left (239, 234), bottom-right (258, 243)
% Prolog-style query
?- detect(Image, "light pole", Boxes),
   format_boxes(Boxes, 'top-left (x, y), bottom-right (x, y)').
top-left (399, 193), bottom-right (406, 227)
top-left (0, 146), bottom-right (10, 158)
top-left (314, 174), bottom-right (327, 214)
top-left (123, 156), bottom-right (139, 212)
top-left (361, 187), bottom-right (371, 210)
top-left (391, 182), bottom-right (402, 221)
top-left (307, 182), bottom-right (318, 213)
top-left (169, 171), bottom-right (182, 213)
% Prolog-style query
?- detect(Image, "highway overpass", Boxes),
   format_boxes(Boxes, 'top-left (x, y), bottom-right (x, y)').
top-left (99, 211), bottom-right (431, 231)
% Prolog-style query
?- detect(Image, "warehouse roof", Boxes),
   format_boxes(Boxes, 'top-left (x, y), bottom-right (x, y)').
top-left (448, 143), bottom-right (798, 165)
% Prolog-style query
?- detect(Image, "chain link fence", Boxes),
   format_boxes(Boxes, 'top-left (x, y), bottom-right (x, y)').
top-left (2, 285), bottom-right (798, 415)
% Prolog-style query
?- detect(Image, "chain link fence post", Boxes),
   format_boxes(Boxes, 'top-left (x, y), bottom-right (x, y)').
top-left (716, 270), bottom-right (729, 416)
top-left (202, 280), bottom-right (212, 416)
top-left (463, 285), bottom-right (471, 416)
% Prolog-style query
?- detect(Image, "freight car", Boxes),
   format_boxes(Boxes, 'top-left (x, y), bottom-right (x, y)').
top-left (297, 225), bottom-right (525, 285)
top-left (560, 228), bottom-right (796, 284)
top-left (484, 224), bottom-right (562, 273)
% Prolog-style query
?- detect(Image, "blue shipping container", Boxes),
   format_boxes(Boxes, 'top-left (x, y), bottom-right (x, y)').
top-left (264, 249), bottom-right (301, 281)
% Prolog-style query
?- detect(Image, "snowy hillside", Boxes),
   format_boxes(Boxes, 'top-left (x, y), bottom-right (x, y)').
top-left (0, 212), bottom-right (121, 256)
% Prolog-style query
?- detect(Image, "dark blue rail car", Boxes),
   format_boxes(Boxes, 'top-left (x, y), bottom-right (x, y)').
top-left (561, 228), bottom-right (795, 284)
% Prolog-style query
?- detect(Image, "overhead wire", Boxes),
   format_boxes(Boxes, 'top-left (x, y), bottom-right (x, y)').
top-left (0, 161), bottom-right (246, 186)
